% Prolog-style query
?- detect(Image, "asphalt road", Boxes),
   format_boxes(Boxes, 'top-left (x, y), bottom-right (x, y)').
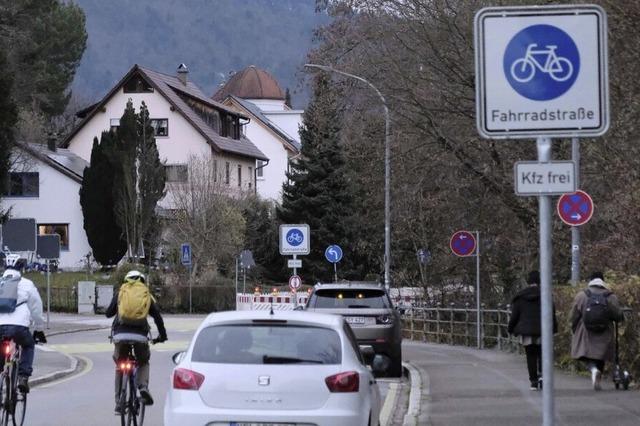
top-left (27, 315), bottom-right (397, 426)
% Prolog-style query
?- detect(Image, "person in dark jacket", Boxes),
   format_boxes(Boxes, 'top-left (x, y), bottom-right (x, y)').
top-left (106, 270), bottom-right (167, 413)
top-left (508, 271), bottom-right (558, 390)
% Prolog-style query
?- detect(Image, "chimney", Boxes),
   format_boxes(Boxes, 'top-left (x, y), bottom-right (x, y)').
top-left (47, 133), bottom-right (57, 152)
top-left (177, 63), bottom-right (189, 85)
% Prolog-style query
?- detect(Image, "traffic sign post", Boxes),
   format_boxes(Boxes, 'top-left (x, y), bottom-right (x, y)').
top-left (450, 231), bottom-right (481, 350)
top-left (288, 275), bottom-right (302, 291)
top-left (476, 5), bottom-right (609, 424)
top-left (37, 234), bottom-right (60, 329)
top-left (279, 224), bottom-right (310, 255)
top-left (181, 243), bottom-right (193, 313)
top-left (557, 190), bottom-right (594, 226)
top-left (325, 245), bottom-right (343, 283)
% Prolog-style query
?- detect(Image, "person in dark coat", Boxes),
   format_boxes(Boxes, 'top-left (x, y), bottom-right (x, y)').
top-left (508, 271), bottom-right (558, 390)
top-left (570, 271), bottom-right (623, 390)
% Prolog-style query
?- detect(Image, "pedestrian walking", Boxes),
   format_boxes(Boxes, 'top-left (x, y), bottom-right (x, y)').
top-left (570, 271), bottom-right (624, 390)
top-left (508, 271), bottom-right (557, 390)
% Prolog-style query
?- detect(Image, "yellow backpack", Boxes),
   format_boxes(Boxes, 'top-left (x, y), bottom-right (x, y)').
top-left (117, 279), bottom-right (154, 325)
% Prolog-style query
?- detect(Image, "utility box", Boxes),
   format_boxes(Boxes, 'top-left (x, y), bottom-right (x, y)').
top-left (95, 285), bottom-right (114, 313)
top-left (77, 281), bottom-right (96, 314)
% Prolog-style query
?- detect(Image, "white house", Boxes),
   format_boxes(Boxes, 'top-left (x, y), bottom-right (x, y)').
top-left (1, 142), bottom-right (92, 269)
top-left (213, 66), bottom-right (303, 202)
top-left (63, 64), bottom-right (268, 200)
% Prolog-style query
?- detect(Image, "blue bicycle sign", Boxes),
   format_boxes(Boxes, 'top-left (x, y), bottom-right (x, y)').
top-left (286, 229), bottom-right (304, 246)
top-left (503, 24), bottom-right (580, 101)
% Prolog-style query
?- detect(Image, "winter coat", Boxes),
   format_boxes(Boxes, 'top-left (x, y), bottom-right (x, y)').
top-left (0, 276), bottom-right (45, 331)
top-left (570, 281), bottom-right (624, 362)
top-left (105, 293), bottom-right (167, 339)
top-left (508, 285), bottom-right (558, 337)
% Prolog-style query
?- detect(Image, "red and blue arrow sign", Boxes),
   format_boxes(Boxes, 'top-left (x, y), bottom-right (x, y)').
top-left (557, 190), bottom-right (593, 226)
top-left (450, 231), bottom-right (476, 257)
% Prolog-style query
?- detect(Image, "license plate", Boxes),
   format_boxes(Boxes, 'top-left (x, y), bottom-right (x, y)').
top-left (346, 316), bottom-right (366, 324)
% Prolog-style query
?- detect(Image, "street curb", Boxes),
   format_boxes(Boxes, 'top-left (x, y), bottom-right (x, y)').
top-left (46, 325), bottom-right (110, 337)
top-left (402, 361), bottom-right (423, 426)
top-left (31, 349), bottom-right (79, 388)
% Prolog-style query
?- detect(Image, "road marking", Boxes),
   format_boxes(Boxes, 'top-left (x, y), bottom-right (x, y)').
top-left (403, 362), bottom-right (424, 426)
top-left (49, 340), bottom-right (190, 354)
top-left (35, 345), bottom-right (56, 352)
top-left (36, 354), bottom-right (93, 389)
top-left (380, 382), bottom-right (400, 426)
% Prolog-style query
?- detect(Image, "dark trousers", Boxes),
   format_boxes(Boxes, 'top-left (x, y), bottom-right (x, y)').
top-left (580, 357), bottom-right (605, 372)
top-left (525, 344), bottom-right (542, 382)
top-left (113, 341), bottom-right (151, 401)
top-left (0, 325), bottom-right (35, 377)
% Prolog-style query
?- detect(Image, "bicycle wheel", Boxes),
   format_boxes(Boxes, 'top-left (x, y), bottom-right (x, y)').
top-left (549, 57), bottom-right (573, 82)
top-left (510, 58), bottom-right (535, 83)
top-left (11, 392), bottom-right (25, 426)
top-left (0, 372), bottom-right (9, 426)
top-left (127, 375), bottom-right (137, 426)
top-left (119, 373), bottom-right (128, 426)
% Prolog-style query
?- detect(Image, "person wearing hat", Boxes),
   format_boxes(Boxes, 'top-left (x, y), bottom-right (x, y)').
top-left (508, 271), bottom-right (557, 390)
top-left (570, 271), bottom-right (624, 390)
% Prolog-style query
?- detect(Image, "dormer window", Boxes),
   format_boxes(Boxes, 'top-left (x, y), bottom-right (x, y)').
top-left (220, 113), bottom-right (240, 140)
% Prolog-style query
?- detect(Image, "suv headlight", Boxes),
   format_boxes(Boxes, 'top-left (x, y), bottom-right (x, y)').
top-left (376, 315), bottom-right (393, 325)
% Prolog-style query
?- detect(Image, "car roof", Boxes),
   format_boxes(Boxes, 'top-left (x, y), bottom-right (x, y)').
top-left (314, 281), bottom-right (385, 291)
top-left (201, 310), bottom-right (345, 329)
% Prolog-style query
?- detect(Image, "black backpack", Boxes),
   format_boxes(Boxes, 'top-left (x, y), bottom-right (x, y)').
top-left (583, 289), bottom-right (612, 333)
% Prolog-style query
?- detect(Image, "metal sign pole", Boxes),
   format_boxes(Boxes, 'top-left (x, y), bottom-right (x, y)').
top-left (293, 254), bottom-right (298, 308)
top-left (537, 137), bottom-right (555, 426)
top-left (188, 264), bottom-right (193, 314)
top-left (46, 259), bottom-right (51, 329)
top-left (334, 263), bottom-right (337, 283)
top-left (475, 232), bottom-right (481, 349)
top-left (571, 137), bottom-right (581, 286)
top-left (235, 256), bottom-right (238, 309)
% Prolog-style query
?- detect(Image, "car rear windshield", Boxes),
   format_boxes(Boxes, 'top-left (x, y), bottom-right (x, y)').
top-left (312, 288), bottom-right (391, 309)
top-left (191, 324), bottom-right (342, 365)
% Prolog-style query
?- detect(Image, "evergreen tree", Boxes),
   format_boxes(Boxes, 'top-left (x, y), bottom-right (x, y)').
top-left (242, 196), bottom-right (282, 283)
top-left (277, 75), bottom-right (357, 283)
top-left (0, 46), bottom-right (18, 220)
top-left (112, 100), bottom-right (166, 261)
top-left (79, 132), bottom-right (127, 266)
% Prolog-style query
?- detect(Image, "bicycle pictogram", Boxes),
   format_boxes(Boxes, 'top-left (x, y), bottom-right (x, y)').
top-left (286, 230), bottom-right (304, 246)
top-left (510, 44), bottom-right (573, 83)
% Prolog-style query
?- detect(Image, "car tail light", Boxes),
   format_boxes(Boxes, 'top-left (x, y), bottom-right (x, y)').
top-left (173, 368), bottom-right (205, 390)
top-left (325, 371), bottom-right (359, 392)
top-left (376, 315), bottom-right (393, 324)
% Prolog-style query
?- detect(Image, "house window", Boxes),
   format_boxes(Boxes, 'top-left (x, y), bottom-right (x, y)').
top-left (3, 172), bottom-right (39, 197)
top-left (248, 166), bottom-right (253, 189)
top-left (237, 165), bottom-right (242, 187)
top-left (213, 160), bottom-right (218, 182)
top-left (110, 118), bottom-right (120, 131)
top-left (38, 224), bottom-right (69, 251)
top-left (165, 165), bottom-right (188, 183)
top-left (225, 162), bottom-right (230, 184)
top-left (256, 160), bottom-right (265, 178)
top-left (231, 117), bottom-right (240, 140)
top-left (123, 76), bottom-right (154, 93)
top-left (150, 119), bottom-right (169, 137)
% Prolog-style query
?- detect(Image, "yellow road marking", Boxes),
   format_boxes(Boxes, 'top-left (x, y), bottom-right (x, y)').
top-left (49, 341), bottom-right (190, 354)
top-left (36, 354), bottom-right (93, 389)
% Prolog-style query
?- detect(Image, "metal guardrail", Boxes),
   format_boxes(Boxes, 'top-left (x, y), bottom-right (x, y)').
top-left (401, 303), bottom-right (520, 351)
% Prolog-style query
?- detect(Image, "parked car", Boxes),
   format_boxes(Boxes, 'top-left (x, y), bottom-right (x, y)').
top-left (165, 310), bottom-right (382, 426)
top-left (305, 282), bottom-right (403, 377)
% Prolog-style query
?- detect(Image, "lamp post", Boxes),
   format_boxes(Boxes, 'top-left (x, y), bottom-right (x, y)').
top-left (304, 63), bottom-right (392, 289)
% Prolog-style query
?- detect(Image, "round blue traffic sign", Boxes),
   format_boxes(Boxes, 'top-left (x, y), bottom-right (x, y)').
top-left (450, 231), bottom-right (476, 257)
top-left (286, 229), bottom-right (304, 247)
top-left (325, 245), bottom-right (343, 263)
top-left (503, 24), bottom-right (580, 101)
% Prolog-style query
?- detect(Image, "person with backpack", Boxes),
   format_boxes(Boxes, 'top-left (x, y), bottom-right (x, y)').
top-left (106, 270), bottom-right (167, 413)
top-left (570, 271), bottom-right (624, 390)
top-left (508, 271), bottom-right (558, 390)
top-left (0, 262), bottom-right (47, 394)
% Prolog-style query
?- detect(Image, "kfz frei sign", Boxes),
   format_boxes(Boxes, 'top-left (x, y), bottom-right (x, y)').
top-left (514, 161), bottom-right (576, 196)
top-left (475, 5), bottom-right (608, 139)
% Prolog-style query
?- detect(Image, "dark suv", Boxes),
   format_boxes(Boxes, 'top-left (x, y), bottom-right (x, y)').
top-left (305, 282), bottom-right (403, 377)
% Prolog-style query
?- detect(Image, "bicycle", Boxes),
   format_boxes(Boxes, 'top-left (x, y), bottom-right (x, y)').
top-left (287, 232), bottom-right (303, 244)
top-left (113, 335), bottom-right (159, 426)
top-left (0, 339), bottom-right (27, 426)
top-left (510, 43), bottom-right (573, 83)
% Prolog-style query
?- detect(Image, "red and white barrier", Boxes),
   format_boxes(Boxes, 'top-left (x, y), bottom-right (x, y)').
top-left (236, 292), bottom-right (308, 311)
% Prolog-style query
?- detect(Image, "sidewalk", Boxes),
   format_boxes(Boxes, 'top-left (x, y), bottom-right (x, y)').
top-left (403, 340), bottom-right (640, 426)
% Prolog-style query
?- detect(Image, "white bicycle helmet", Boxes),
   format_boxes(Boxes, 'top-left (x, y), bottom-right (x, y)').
top-left (3, 254), bottom-right (22, 278)
top-left (125, 270), bottom-right (146, 283)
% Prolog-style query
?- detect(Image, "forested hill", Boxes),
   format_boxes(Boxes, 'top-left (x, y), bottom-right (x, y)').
top-left (71, 0), bottom-right (327, 108)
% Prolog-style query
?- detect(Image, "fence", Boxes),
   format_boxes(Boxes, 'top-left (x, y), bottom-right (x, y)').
top-left (401, 303), bottom-right (520, 351)
top-left (46, 287), bottom-right (77, 312)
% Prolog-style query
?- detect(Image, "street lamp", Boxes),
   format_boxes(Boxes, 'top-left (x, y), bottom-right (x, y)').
top-left (304, 63), bottom-right (392, 290)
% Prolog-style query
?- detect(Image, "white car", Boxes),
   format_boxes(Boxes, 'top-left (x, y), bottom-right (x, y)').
top-left (164, 310), bottom-right (382, 426)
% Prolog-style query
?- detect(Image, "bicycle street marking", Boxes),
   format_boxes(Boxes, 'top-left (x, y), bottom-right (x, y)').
top-left (49, 340), bottom-right (189, 354)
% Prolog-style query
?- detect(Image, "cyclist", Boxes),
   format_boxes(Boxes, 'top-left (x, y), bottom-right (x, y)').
top-left (106, 270), bottom-right (167, 414)
top-left (0, 261), bottom-right (47, 394)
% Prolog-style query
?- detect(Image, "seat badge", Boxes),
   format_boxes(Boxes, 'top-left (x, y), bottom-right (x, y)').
top-left (258, 375), bottom-right (270, 386)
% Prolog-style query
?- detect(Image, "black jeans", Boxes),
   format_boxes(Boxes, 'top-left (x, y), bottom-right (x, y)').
top-left (525, 344), bottom-right (541, 382)
top-left (0, 325), bottom-right (35, 377)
